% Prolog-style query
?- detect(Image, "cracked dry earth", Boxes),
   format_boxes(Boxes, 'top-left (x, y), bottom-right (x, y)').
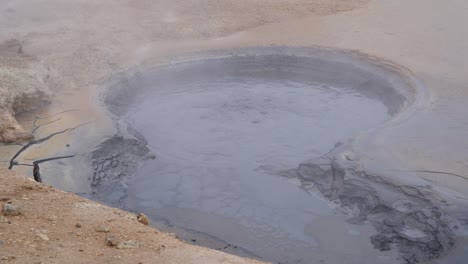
top-left (0, 168), bottom-right (264, 264)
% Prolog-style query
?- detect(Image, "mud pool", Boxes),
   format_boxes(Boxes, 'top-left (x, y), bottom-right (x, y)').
top-left (96, 49), bottom-right (415, 263)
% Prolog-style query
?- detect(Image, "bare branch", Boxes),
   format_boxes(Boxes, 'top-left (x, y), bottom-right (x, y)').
top-left (14, 163), bottom-right (34, 167)
top-left (33, 155), bottom-right (76, 165)
top-left (31, 155), bottom-right (76, 183)
top-left (8, 122), bottom-right (91, 169)
top-left (33, 109), bottom-right (79, 120)
top-left (29, 109), bottom-right (79, 134)
top-left (21, 109), bottom-right (79, 123)
top-left (388, 169), bottom-right (468, 181)
top-left (32, 117), bottom-right (62, 134)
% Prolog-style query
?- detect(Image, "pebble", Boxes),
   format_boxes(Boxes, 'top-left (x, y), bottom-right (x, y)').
top-left (0, 240), bottom-right (4, 246)
top-left (137, 213), bottom-right (149, 225)
top-left (48, 215), bottom-right (58, 222)
top-left (2, 203), bottom-right (21, 216)
top-left (95, 227), bottom-right (111, 233)
top-left (116, 240), bottom-right (139, 249)
top-left (37, 234), bottom-right (49, 241)
top-left (105, 234), bottom-right (119, 247)
top-left (75, 223), bottom-right (82, 228)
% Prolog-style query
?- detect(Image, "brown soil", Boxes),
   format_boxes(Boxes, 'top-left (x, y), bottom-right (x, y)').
top-left (0, 168), bottom-right (265, 264)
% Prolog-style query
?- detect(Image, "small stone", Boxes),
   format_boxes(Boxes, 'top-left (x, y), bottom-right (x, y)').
top-left (75, 223), bottom-right (82, 228)
top-left (37, 234), bottom-right (49, 241)
top-left (95, 226), bottom-right (111, 233)
top-left (48, 215), bottom-right (58, 221)
top-left (0, 240), bottom-right (4, 246)
top-left (105, 234), bottom-right (119, 247)
top-left (116, 240), bottom-right (139, 249)
top-left (0, 216), bottom-right (9, 223)
top-left (137, 213), bottom-right (149, 225)
top-left (2, 203), bottom-right (21, 216)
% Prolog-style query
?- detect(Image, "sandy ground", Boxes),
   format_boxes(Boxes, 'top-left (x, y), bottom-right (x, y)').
top-left (1, 0), bottom-right (468, 263)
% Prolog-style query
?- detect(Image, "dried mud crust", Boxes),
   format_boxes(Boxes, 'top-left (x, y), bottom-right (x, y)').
top-left (0, 39), bottom-right (51, 143)
top-left (89, 136), bottom-right (154, 206)
top-left (0, 169), bottom-right (264, 264)
top-left (280, 160), bottom-right (456, 263)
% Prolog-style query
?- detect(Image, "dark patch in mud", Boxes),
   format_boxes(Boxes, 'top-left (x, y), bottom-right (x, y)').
top-left (280, 161), bottom-right (455, 263)
top-left (89, 136), bottom-right (153, 206)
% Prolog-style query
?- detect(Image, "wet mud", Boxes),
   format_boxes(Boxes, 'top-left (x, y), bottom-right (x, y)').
top-left (89, 47), bottom-right (457, 263)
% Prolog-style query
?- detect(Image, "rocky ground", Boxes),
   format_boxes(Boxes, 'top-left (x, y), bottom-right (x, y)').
top-left (0, 168), bottom-right (264, 264)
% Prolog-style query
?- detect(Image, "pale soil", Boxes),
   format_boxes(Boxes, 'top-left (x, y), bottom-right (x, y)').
top-left (0, 168), bottom-right (264, 264)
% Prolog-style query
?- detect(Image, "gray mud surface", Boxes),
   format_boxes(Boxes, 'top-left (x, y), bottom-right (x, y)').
top-left (90, 48), bottom-right (458, 263)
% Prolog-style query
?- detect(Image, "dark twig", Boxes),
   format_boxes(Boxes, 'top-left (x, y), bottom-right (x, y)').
top-left (388, 169), bottom-right (468, 181)
top-left (33, 109), bottom-right (79, 120)
top-left (23, 109), bottom-right (79, 134)
top-left (32, 117), bottom-right (62, 134)
top-left (14, 163), bottom-right (34, 167)
top-left (33, 155), bottom-right (76, 165)
top-left (8, 122), bottom-right (91, 170)
top-left (31, 155), bottom-right (76, 182)
top-left (22, 109), bottom-right (79, 122)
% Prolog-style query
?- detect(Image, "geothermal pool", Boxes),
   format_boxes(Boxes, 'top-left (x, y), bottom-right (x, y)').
top-left (100, 49), bottom-right (409, 263)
